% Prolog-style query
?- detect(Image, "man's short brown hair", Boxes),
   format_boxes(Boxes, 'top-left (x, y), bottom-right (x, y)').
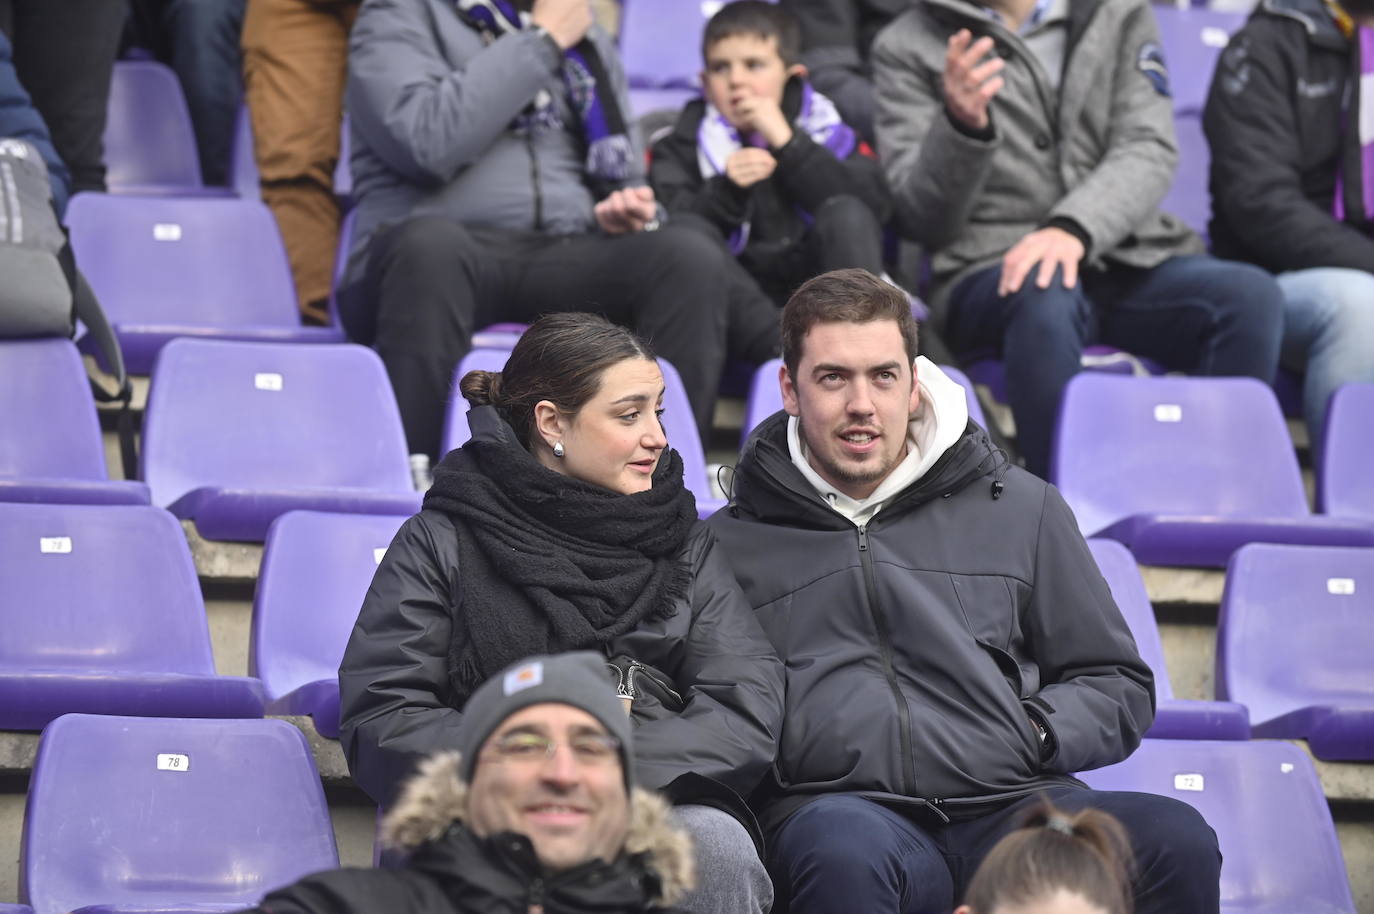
top-left (781, 268), bottom-right (919, 378)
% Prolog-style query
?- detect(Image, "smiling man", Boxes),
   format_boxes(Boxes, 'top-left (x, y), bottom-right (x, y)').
top-left (248, 653), bottom-right (694, 914)
top-left (708, 268), bottom-right (1221, 913)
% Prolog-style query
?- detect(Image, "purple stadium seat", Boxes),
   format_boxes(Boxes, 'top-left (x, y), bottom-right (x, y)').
top-left (141, 338), bottom-right (421, 541)
top-left (1086, 538), bottom-right (1248, 739)
top-left (231, 104), bottom-right (353, 203)
top-left (66, 193), bottom-right (343, 374)
top-left (0, 503), bottom-right (265, 730)
top-left (1152, 6), bottom-right (1246, 115)
top-left (740, 358), bottom-right (988, 449)
top-left (443, 349), bottom-right (724, 518)
top-left (963, 344), bottom-right (1166, 406)
top-left (251, 510), bottom-right (410, 738)
top-left (1165, 114), bottom-right (1210, 237)
top-left (1052, 374), bottom-right (1374, 567)
top-left (1079, 739), bottom-right (1357, 914)
top-left (620, 0), bottom-right (715, 89)
top-left (630, 87), bottom-right (700, 119)
top-left (1319, 383), bottom-right (1374, 521)
top-left (103, 61), bottom-right (206, 193)
top-left (20, 714), bottom-right (338, 914)
top-left (0, 906), bottom-right (33, 913)
top-left (0, 339), bottom-right (149, 505)
top-left (1218, 543), bottom-right (1374, 759)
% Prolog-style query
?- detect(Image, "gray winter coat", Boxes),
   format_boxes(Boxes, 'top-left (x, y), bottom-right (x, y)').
top-left (707, 412), bottom-right (1154, 831)
top-left (873, 0), bottom-right (1202, 313)
top-left (344, 0), bottom-right (644, 287)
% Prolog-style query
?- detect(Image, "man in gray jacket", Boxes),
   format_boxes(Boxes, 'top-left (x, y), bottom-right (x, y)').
top-left (339, 0), bottom-right (778, 461)
top-left (872, 0), bottom-right (1285, 477)
top-left (709, 269), bottom-right (1221, 913)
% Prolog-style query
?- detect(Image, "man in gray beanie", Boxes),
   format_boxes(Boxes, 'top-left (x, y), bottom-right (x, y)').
top-left (247, 652), bottom-right (695, 914)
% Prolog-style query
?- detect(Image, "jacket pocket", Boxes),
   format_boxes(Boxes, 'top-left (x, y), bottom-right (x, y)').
top-left (605, 655), bottom-right (686, 715)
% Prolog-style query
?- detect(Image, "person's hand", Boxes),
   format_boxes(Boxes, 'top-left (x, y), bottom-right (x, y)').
top-left (943, 29), bottom-right (1005, 131)
top-left (998, 227), bottom-right (1086, 296)
top-left (594, 186), bottom-right (658, 234)
top-left (724, 148), bottom-right (777, 189)
top-left (530, 0), bottom-right (593, 49)
top-left (731, 93), bottom-right (793, 148)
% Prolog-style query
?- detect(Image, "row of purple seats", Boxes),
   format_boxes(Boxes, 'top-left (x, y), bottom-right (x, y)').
top-left (19, 714), bottom-right (337, 914)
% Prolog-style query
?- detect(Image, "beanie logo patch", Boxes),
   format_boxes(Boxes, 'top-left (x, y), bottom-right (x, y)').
top-left (504, 661), bottom-right (544, 695)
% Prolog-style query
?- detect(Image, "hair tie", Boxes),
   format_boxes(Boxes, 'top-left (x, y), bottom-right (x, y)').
top-left (1045, 814), bottom-right (1075, 836)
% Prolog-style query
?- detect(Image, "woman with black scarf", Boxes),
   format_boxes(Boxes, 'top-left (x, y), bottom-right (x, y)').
top-left (338, 312), bottom-right (784, 914)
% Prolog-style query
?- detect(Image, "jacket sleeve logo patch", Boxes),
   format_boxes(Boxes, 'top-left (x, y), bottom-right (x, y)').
top-left (1137, 41), bottom-right (1171, 97)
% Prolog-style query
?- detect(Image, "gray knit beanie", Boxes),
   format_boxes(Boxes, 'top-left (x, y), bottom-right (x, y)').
top-left (454, 652), bottom-right (633, 789)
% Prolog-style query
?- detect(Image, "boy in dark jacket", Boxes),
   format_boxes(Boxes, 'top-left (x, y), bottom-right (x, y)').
top-left (650, 1), bottom-right (891, 306)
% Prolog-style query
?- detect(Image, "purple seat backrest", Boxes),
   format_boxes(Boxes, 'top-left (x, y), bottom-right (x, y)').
top-left (1163, 114), bottom-right (1211, 236)
top-left (938, 364), bottom-right (989, 430)
top-left (141, 339), bottom-right (413, 508)
top-left (620, 0), bottom-right (773, 89)
top-left (0, 339), bottom-right (107, 481)
top-left (327, 207), bottom-right (358, 332)
top-left (1085, 538), bottom-right (1174, 700)
top-left (1052, 374), bottom-right (1308, 537)
top-left (442, 347), bottom-right (514, 457)
top-left (1217, 543), bottom-right (1374, 719)
top-left (1319, 383), bottom-right (1374, 521)
top-left (21, 714), bottom-right (338, 914)
top-left (1152, 6), bottom-right (1246, 115)
top-left (66, 193), bottom-right (299, 328)
top-left (0, 503), bottom-right (214, 675)
top-left (1079, 739), bottom-right (1356, 913)
top-left (103, 61), bottom-right (202, 190)
top-left (251, 511), bottom-right (409, 700)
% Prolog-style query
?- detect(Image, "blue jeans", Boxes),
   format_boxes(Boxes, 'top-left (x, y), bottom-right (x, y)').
top-left (769, 789), bottom-right (1220, 914)
top-left (163, 0), bottom-right (245, 186)
top-left (946, 255), bottom-right (1283, 477)
top-left (1276, 267), bottom-right (1374, 461)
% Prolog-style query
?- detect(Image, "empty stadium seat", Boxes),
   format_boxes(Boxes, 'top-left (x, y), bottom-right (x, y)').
top-left (442, 349), bottom-right (724, 517)
top-left (1079, 739), bottom-right (1357, 914)
top-left (0, 338), bottom-right (149, 505)
top-left (1218, 543), bottom-right (1374, 760)
top-left (0, 503), bottom-right (265, 730)
top-left (1152, 5), bottom-right (1246, 115)
top-left (1086, 538), bottom-right (1248, 739)
top-left (67, 193), bottom-right (343, 373)
top-left (20, 714), bottom-right (338, 914)
top-left (1052, 374), bottom-right (1374, 567)
top-left (103, 60), bottom-right (207, 193)
top-left (251, 510), bottom-right (409, 738)
top-left (621, 0), bottom-right (722, 89)
top-left (141, 338), bottom-right (420, 541)
top-left (1319, 382), bottom-right (1374, 521)
top-left (739, 358), bottom-right (989, 449)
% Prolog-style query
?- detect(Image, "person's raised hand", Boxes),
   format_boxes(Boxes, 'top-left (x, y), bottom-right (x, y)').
top-left (531, 0), bottom-right (593, 49)
top-left (998, 227), bottom-right (1086, 296)
top-left (943, 29), bottom-right (1005, 131)
top-left (731, 94), bottom-right (793, 148)
top-left (724, 148), bottom-right (777, 188)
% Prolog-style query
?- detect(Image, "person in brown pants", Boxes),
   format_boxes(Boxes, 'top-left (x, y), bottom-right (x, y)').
top-left (242, 0), bottom-right (357, 325)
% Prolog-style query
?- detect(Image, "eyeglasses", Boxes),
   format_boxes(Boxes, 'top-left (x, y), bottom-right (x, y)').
top-left (489, 732), bottom-right (622, 765)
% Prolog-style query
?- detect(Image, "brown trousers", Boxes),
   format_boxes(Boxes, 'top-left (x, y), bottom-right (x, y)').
top-left (242, 0), bottom-right (356, 323)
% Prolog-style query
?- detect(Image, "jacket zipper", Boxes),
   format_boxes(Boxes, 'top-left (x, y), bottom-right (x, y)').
top-left (626, 660), bottom-right (684, 706)
top-left (525, 134), bottom-right (544, 230)
top-left (857, 524), bottom-right (917, 796)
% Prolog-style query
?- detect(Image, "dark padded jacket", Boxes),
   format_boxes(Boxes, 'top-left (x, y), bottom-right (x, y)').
top-left (0, 31), bottom-right (68, 216)
top-left (338, 419), bottom-right (785, 810)
top-left (707, 411), bottom-right (1154, 830)
top-left (1203, 0), bottom-right (1374, 273)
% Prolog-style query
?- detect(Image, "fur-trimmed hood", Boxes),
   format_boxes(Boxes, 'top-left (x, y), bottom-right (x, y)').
top-left (380, 752), bottom-right (696, 907)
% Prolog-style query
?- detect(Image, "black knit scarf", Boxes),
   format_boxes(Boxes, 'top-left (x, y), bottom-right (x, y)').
top-left (423, 407), bottom-right (698, 707)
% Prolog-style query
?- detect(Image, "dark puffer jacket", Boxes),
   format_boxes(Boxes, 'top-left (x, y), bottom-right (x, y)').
top-left (338, 411), bottom-right (785, 812)
top-left (707, 412), bottom-right (1154, 830)
top-left (1203, 0), bottom-right (1374, 273)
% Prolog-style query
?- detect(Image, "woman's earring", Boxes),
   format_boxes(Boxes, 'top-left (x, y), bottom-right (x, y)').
top-left (552, 441), bottom-right (565, 458)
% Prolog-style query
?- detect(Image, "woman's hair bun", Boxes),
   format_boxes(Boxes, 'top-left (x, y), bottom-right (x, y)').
top-left (459, 369), bottom-right (502, 407)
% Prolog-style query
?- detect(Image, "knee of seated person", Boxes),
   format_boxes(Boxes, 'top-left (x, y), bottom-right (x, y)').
top-left (776, 796), bottom-right (897, 861)
top-left (1210, 260), bottom-right (1285, 320)
top-left (1001, 272), bottom-right (1089, 325)
top-left (648, 223), bottom-right (731, 279)
top-left (813, 194), bottom-right (879, 233)
top-left (1130, 795), bottom-right (1220, 880)
top-left (383, 215), bottom-right (475, 271)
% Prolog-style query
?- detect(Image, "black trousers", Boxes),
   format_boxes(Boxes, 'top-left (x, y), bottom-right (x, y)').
top-left (740, 194), bottom-right (887, 306)
top-left (0, 0), bottom-right (125, 194)
top-left (341, 216), bottom-right (754, 460)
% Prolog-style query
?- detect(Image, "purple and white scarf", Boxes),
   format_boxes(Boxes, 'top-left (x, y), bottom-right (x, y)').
top-left (1332, 16), bottom-right (1374, 227)
top-left (697, 82), bottom-right (855, 252)
top-left (456, 0), bottom-right (633, 182)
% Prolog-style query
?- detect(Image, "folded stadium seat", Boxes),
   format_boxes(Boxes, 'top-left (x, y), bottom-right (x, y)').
top-left (0, 338), bottom-right (149, 505)
top-left (1086, 538), bottom-right (1248, 739)
top-left (1051, 374), bottom-right (1374, 567)
top-left (103, 60), bottom-right (229, 196)
top-left (739, 357), bottom-right (989, 449)
top-left (230, 104), bottom-right (353, 204)
top-left (250, 510), bottom-right (410, 738)
top-left (1218, 543), bottom-right (1374, 760)
top-left (1078, 739), bottom-right (1357, 914)
top-left (1318, 383), bottom-right (1374, 521)
top-left (20, 714), bottom-right (338, 914)
top-left (141, 338), bottom-right (421, 542)
top-left (443, 348), bottom-right (725, 518)
top-left (66, 193), bottom-right (344, 374)
top-left (1151, 5), bottom-right (1247, 116)
top-left (0, 503), bottom-right (265, 730)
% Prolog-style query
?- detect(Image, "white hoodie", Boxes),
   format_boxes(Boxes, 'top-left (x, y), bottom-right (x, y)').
top-left (788, 357), bottom-right (971, 527)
